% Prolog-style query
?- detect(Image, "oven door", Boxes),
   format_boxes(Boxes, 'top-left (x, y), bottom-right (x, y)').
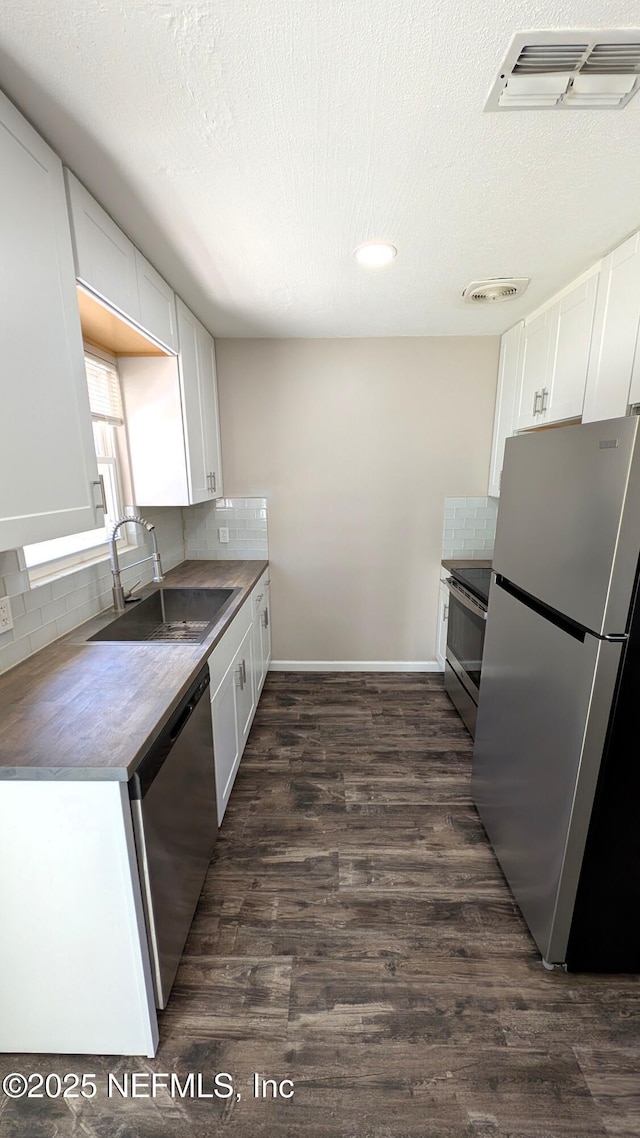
top-left (445, 578), bottom-right (487, 703)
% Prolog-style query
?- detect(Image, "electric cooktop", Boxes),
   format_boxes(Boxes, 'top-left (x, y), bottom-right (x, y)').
top-left (449, 565), bottom-right (492, 607)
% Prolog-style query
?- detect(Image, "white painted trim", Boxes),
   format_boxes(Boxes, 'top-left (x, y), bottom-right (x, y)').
top-left (269, 660), bottom-right (442, 673)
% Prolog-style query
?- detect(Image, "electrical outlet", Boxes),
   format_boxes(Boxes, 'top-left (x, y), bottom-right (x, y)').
top-left (0, 596), bottom-right (13, 634)
top-left (218, 527), bottom-right (230, 544)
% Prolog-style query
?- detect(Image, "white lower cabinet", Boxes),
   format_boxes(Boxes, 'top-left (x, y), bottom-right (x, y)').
top-left (210, 662), bottom-right (242, 825)
top-left (435, 578), bottom-right (449, 670)
top-left (251, 575), bottom-right (271, 695)
top-left (208, 570), bottom-right (270, 825)
top-left (235, 625), bottom-right (256, 745)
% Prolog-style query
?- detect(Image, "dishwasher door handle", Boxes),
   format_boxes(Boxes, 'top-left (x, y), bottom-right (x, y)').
top-left (170, 701), bottom-right (195, 742)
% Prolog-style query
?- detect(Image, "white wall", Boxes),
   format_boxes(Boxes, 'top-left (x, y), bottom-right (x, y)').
top-left (216, 337), bottom-right (500, 665)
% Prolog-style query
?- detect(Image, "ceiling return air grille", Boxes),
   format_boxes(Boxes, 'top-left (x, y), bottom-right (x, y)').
top-left (485, 31), bottom-right (640, 110)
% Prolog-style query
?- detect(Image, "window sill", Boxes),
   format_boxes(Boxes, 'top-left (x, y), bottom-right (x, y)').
top-left (28, 542), bottom-right (136, 589)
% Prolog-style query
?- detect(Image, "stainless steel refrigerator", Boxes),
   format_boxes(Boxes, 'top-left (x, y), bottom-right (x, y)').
top-left (472, 416), bottom-right (640, 971)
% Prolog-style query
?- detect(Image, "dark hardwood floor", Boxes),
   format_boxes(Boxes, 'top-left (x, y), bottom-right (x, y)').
top-left (2, 673), bottom-right (640, 1137)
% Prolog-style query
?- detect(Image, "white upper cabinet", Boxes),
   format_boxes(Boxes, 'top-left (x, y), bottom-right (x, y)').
top-left (65, 170), bottom-right (140, 323)
top-left (547, 272), bottom-right (598, 423)
top-left (195, 319), bottom-right (223, 500)
top-left (134, 250), bottom-right (178, 353)
top-left (175, 300), bottom-right (209, 503)
top-left (583, 233), bottom-right (640, 421)
top-left (0, 91), bottom-right (100, 550)
top-left (515, 309), bottom-right (554, 430)
top-left (488, 322), bottom-right (523, 497)
top-left (119, 300), bottom-right (223, 507)
top-left (515, 270), bottom-right (598, 432)
top-left (65, 170), bottom-right (178, 352)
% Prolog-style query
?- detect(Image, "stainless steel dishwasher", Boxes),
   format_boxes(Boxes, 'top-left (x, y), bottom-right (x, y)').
top-left (129, 664), bottom-right (217, 1008)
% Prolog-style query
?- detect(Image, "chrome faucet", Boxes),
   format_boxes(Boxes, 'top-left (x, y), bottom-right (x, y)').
top-left (109, 515), bottom-right (164, 612)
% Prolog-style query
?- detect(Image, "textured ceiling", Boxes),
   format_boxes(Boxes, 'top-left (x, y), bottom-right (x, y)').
top-left (0, 0), bottom-right (639, 337)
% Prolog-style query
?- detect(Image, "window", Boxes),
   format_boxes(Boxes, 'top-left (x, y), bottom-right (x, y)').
top-left (24, 349), bottom-right (130, 578)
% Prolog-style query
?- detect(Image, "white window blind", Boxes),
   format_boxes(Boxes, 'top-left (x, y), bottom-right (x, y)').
top-left (85, 353), bottom-right (123, 424)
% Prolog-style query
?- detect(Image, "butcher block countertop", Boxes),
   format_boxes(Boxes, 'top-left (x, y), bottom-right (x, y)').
top-left (0, 560), bottom-right (268, 782)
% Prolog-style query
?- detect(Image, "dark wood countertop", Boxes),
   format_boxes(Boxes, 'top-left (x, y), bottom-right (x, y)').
top-left (0, 560), bottom-right (268, 782)
top-left (441, 558), bottom-right (493, 571)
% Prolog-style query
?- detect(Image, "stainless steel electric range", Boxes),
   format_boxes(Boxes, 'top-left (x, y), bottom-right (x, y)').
top-left (444, 564), bottom-right (491, 737)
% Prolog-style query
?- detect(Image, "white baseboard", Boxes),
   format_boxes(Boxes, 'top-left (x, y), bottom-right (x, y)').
top-left (269, 660), bottom-right (443, 673)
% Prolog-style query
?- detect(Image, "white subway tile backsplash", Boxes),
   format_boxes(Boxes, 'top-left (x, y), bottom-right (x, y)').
top-left (0, 504), bottom-right (187, 676)
top-left (0, 551), bottom-right (21, 576)
top-left (0, 636), bottom-right (34, 673)
top-left (183, 497), bottom-right (268, 561)
top-left (3, 569), bottom-right (31, 597)
top-left (442, 495), bottom-right (497, 559)
top-left (29, 621), bottom-right (60, 654)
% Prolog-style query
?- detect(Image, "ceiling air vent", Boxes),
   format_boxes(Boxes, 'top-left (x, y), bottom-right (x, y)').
top-left (462, 278), bottom-right (530, 304)
top-left (486, 30), bottom-right (640, 110)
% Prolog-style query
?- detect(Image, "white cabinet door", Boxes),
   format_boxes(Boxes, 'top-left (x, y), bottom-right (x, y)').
top-left (174, 300), bottom-right (223, 504)
top-left (235, 625), bottom-right (255, 747)
top-left (176, 300), bottom-right (210, 503)
top-left (585, 233), bottom-right (640, 420)
top-left (546, 272), bottom-right (598, 424)
top-left (65, 170), bottom-right (140, 323)
top-left (435, 581), bottom-right (449, 670)
top-left (260, 587), bottom-right (271, 686)
top-left (0, 92), bottom-right (100, 550)
top-left (210, 662), bottom-right (240, 825)
top-left (196, 322), bottom-right (223, 498)
top-left (488, 322), bottom-right (523, 497)
top-left (120, 303), bottom-right (224, 507)
top-left (251, 574), bottom-right (271, 695)
top-left (135, 250), bottom-right (178, 352)
top-left (515, 309), bottom-right (553, 430)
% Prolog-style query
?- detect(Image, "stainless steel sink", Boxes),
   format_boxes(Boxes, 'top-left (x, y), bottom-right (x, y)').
top-left (87, 587), bottom-right (241, 644)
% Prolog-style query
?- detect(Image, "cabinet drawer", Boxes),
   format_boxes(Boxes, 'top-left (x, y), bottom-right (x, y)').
top-left (251, 569), bottom-right (270, 617)
top-left (208, 597), bottom-right (253, 696)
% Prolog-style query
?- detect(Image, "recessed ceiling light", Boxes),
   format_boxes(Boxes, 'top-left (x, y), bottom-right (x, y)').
top-left (353, 241), bottom-right (397, 267)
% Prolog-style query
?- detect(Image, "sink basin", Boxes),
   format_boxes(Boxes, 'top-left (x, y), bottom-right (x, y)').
top-left (87, 587), bottom-right (241, 644)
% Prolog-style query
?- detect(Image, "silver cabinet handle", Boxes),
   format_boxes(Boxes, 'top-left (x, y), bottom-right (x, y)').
top-left (533, 390), bottom-right (543, 416)
top-left (236, 664), bottom-right (244, 690)
top-left (541, 387), bottom-right (549, 412)
top-left (443, 602), bottom-right (449, 621)
top-left (241, 658), bottom-right (247, 685)
top-left (92, 476), bottom-right (107, 514)
top-left (263, 608), bottom-right (269, 629)
top-left (211, 471), bottom-right (216, 493)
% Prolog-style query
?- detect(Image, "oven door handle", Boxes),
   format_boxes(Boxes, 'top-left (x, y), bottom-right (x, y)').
top-left (445, 577), bottom-right (488, 621)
